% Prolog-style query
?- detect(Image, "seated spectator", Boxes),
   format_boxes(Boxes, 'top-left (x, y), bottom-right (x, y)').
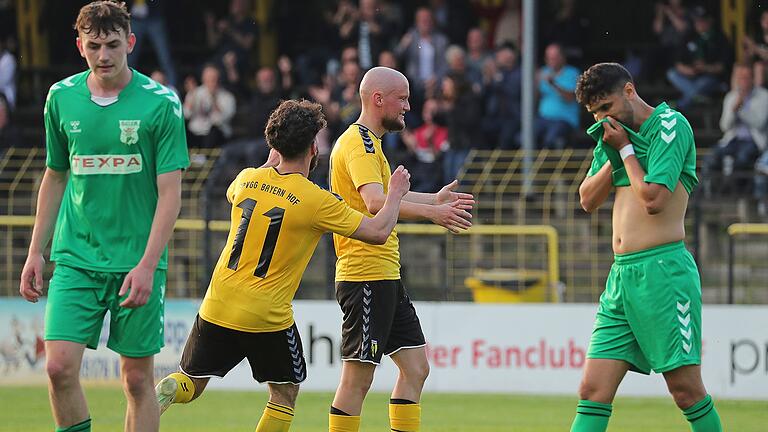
top-left (395, 7), bottom-right (449, 95)
top-left (184, 64), bottom-right (236, 149)
top-left (754, 150), bottom-right (768, 216)
top-left (743, 9), bottom-right (768, 87)
top-left (435, 73), bottom-right (481, 183)
top-left (536, 43), bottom-right (579, 149)
top-left (482, 43), bottom-right (521, 149)
top-left (401, 99), bottom-right (448, 191)
top-left (205, 0), bottom-right (257, 87)
top-left (666, 6), bottom-right (730, 110)
top-left (0, 38), bottom-right (16, 110)
top-left (705, 63), bottom-right (768, 191)
top-left (0, 94), bottom-right (20, 151)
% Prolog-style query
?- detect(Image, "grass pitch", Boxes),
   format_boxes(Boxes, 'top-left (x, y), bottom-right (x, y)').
top-left (0, 386), bottom-right (765, 431)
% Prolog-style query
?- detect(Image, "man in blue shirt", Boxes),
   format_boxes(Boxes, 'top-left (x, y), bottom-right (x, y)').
top-left (536, 43), bottom-right (580, 149)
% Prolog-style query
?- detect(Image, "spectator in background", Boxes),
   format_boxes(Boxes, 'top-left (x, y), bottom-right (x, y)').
top-left (428, 0), bottom-right (474, 45)
top-left (184, 64), bottom-right (236, 149)
top-left (276, 55), bottom-right (296, 98)
top-left (378, 50), bottom-right (398, 69)
top-left (754, 148), bottom-right (768, 216)
top-left (150, 69), bottom-right (178, 96)
top-left (332, 60), bottom-right (363, 128)
top-left (127, 0), bottom-right (177, 88)
top-left (436, 73), bottom-right (481, 183)
top-left (401, 98), bottom-right (447, 191)
top-left (0, 94), bottom-right (21, 151)
top-left (338, 0), bottom-right (387, 70)
top-left (705, 63), bottom-right (768, 191)
top-left (205, 0), bottom-right (258, 87)
top-left (0, 38), bottom-right (16, 110)
top-left (536, 43), bottom-right (579, 149)
top-left (667, 6), bottom-right (730, 110)
top-left (466, 28), bottom-right (491, 87)
top-left (482, 43), bottom-right (522, 149)
top-left (650, 0), bottom-right (691, 80)
top-left (743, 9), bottom-right (768, 87)
top-left (249, 67), bottom-right (283, 140)
top-left (446, 45), bottom-right (478, 91)
top-left (493, 0), bottom-right (522, 49)
top-left (395, 7), bottom-right (449, 95)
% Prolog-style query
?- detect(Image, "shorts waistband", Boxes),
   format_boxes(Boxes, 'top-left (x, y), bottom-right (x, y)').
top-left (613, 241), bottom-right (686, 265)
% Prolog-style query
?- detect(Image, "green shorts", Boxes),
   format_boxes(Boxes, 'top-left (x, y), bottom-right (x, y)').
top-left (587, 241), bottom-right (701, 374)
top-left (45, 264), bottom-right (166, 357)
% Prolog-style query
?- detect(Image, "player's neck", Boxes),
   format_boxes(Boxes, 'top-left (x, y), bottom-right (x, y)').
top-left (87, 66), bottom-right (133, 97)
top-left (631, 99), bottom-right (655, 130)
top-left (274, 160), bottom-right (308, 178)
top-left (355, 114), bottom-right (385, 138)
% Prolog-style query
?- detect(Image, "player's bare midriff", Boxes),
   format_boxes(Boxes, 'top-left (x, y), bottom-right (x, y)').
top-left (612, 181), bottom-right (689, 254)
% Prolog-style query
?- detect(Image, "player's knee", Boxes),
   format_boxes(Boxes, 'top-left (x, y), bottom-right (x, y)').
top-left (121, 367), bottom-right (153, 397)
top-left (577, 379), bottom-right (608, 403)
top-left (341, 374), bottom-right (374, 396)
top-left (668, 385), bottom-right (705, 410)
top-left (45, 357), bottom-right (78, 386)
top-left (403, 359), bottom-right (430, 385)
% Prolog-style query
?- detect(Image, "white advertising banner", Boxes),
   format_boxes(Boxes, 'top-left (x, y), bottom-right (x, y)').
top-left (0, 298), bottom-right (766, 399)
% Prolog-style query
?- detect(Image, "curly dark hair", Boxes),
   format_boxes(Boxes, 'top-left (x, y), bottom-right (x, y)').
top-left (75, 1), bottom-right (131, 37)
top-left (265, 99), bottom-right (327, 160)
top-left (575, 63), bottom-right (634, 107)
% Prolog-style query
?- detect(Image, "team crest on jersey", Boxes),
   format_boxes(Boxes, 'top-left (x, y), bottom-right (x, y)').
top-left (119, 120), bottom-right (141, 145)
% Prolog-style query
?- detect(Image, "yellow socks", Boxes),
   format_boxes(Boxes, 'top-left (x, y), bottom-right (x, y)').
top-left (255, 401), bottom-right (294, 432)
top-left (169, 372), bottom-right (195, 403)
top-left (389, 399), bottom-right (421, 432)
top-left (329, 406), bottom-right (361, 432)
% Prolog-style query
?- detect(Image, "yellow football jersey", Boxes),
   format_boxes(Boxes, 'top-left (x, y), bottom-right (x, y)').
top-left (329, 123), bottom-right (400, 281)
top-left (199, 167), bottom-right (364, 332)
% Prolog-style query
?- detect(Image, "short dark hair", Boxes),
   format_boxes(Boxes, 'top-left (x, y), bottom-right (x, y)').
top-left (265, 99), bottom-right (327, 160)
top-left (74, 1), bottom-right (131, 38)
top-left (575, 63), bottom-right (634, 107)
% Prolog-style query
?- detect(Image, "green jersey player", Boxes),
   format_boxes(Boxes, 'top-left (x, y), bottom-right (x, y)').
top-left (571, 63), bottom-right (722, 432)
top-left (18, 2), bottom-right (188, 432)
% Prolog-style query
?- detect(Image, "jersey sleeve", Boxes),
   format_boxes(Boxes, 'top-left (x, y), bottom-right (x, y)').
top-left (643, 114), bottom-right (693, 192)
top-left (155, 98), bottom-right (190, 175)
top-left (312, 191), bottom-right (365, 237)
top-left (587, 144), bottom-right (609, 177)
top-left (44, 92), bottom-right (69, 171)
top-left (346, 140), bottom-right (385, 189)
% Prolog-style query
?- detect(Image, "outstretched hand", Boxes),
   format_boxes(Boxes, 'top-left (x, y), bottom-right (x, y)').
top-left (436, 180), bottom-right (475, 206)
top-left (431, 198), bottom-right (474, 234)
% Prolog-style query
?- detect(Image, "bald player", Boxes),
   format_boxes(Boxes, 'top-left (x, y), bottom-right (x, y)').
top-left (327, 67), bottom-right (474, 432)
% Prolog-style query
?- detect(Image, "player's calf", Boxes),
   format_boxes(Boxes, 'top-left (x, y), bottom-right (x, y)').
top-left (255, 383), bottom-right (300, 432)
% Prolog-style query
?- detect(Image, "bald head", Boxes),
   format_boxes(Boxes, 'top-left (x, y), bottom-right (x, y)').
top-left (358, 67), bottom-right (410, 133)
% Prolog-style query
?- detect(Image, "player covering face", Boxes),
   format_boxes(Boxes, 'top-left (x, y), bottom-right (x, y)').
top-left (155, 99), bottom-right (411, 432)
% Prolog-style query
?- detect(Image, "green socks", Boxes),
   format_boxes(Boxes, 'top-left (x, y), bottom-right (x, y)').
top-left (570, 400), bottom-right (612, 432)
top-left (55, 418), bottom-right (91, 432)
top-left (684, 395), bottom-right (722, 432)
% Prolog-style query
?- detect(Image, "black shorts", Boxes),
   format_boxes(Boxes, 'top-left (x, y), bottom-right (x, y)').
top-left (336, 280), bottom-right (426, 364)
top-left (179, 315), bottom-right (306, 384)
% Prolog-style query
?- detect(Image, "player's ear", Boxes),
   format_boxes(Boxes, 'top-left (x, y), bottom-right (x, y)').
top-left (76, 37), bottom-right (86, 58)
top-left (374, 91), bottom-right (383, 107)
top-left (624, 82), bottom-right (635, 99)
top-left (126, 32), bottom-right (137, 54)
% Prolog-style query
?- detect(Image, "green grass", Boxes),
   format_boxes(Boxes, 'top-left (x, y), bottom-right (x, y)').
top-left (0, 386), bottom-right (765, 431)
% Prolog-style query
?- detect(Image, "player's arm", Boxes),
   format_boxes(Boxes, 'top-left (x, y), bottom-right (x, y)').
top-left (349, 166), bottom-right (411, 244)
top-left (119, 170), bottom-right (182, 308)
top-left (20, 168), bottom-right (68, 302)
top-left (358, 183), bottom-right (472, 233)
top-left (578, 161), bottom-right (613, 213)
top-left (402, 180), bottom-right (475, 206)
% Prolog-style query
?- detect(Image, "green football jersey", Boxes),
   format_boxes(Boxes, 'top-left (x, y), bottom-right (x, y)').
top-left (586, 102), bottom-right (698, 194)
top-left (44, 69), bottom-right (189, 272)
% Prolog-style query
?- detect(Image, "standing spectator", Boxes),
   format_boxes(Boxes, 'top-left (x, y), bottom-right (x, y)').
top-left (378, 50), bottom-right (398, 69)
top-left (743, 9), bottom-right (768, 87)
top-left (650, 0), bottom-right (691, 79)
top-left (436, 73), bottom-right (481, 182)
top-left (542, 0), bottom-right (588, 63)
top-left (536, 43), bottom-right (580, 149)
top-left (466, 28), bottom-right (492, 86)
top-left (428, 0), bottom-right (474, 45)
top-left (401, 99), bottom-right (448, 191)
top-left (338, 0), bottom-right (387, 70)
top-left (395, 7), bottom-right (449, 94)
top-left (249, 67), bottom-right (283, 140)
top-left (0, 94), bottom-right (21, 151)
top-left (493, 0), bottom-right (522, 49)
top-left (445, 45), bottom-right (477, 90)
top-left (482, 43), bottom-right (522, 149)
top-left (705, 63), bottom-right (768, 190)
top-left (332, 60), bottom-right (364, 128)
top-left (0, 38), bottom-right (16, 110)
top-left (127, 0), bottom-right (177, 88)
top-left (184, 64), bottom-right (236, 149)
top-left (205, 0), bottom-right (258, 85)
top-left (666, 6), bottom-right (731, 110)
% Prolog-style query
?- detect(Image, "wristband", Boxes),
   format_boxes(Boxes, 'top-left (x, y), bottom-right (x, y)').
top-left (619, 145), bottom-right (635, 161)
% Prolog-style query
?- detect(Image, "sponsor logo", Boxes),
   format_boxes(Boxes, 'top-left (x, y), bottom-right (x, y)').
top-left (71, 154), bottom-right (142, 175)
top-left (119, 120), bottom-right (141, 145)
top-left (69, 121), bottom-right (81, 133)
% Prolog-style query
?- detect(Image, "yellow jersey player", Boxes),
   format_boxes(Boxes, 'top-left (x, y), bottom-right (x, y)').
top-left (155, 99), bottom-right (412, 432)
top-left (328, 67), bottom-right (474, 432)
